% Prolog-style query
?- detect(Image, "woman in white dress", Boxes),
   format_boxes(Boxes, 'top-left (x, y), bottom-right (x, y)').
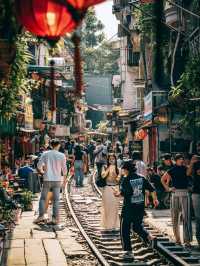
top-left (100, 154), bottom-right (120, 231)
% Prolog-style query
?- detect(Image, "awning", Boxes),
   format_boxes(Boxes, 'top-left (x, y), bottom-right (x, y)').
top-left (19, 128), bottom-right (39, 133)
top-left (86, 131), bottom-right (108, 136)
top-left (137, 121), bottom-right (156, 130)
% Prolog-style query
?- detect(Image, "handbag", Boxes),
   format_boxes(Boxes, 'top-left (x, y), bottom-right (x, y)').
top-left (96, 165), bottom-right (107, 188)
top-left (96, 176), bottom-right (106, 187)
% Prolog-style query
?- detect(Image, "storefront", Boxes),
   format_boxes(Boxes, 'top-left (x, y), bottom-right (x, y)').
top-left (142, 91), bottom-right (168, 164)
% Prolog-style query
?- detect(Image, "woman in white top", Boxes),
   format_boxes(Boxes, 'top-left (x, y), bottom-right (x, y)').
top-left (100, 154), bottom-right (120, 231)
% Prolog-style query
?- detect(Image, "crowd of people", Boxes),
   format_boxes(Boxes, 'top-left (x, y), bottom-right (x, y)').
top-left (1, 138), bottom-right (200, 260)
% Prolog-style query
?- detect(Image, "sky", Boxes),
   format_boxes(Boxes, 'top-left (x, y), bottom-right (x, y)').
top-left (95, 1), bottom-right (118, 41)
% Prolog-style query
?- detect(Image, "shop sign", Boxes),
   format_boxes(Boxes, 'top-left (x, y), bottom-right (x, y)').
top-left (46, 79), bottom-right (62, 87)
top-left (154, 107), bottom-right (168, 124)
top-left (144, 92), bottom-right (153, 121)
top-left (131, 142), bottom-right (142, 151)
top-left (24, 101), bottom-right (33, 129)
top-left (144, 91), bottom-right (168, 121)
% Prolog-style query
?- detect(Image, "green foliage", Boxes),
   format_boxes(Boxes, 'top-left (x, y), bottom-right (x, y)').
top-left (81, 8), bottom-right (119, 75)
top-left (0, 33), bottom-right (33, 119)
top-left (135, 3), bottom-right (155, 37)
top-left (82, 8), bottom-right (105, 48)
top-left (0, 0), bottom-right (20, 40)
top-left (169, 57), bottom-right (200, 101)
top-left (169, 56), bottom-right (200, 134)
top-left (83, 42), bottom-right (120, 75)
top-left (21, 190), bottom-right (33, 211)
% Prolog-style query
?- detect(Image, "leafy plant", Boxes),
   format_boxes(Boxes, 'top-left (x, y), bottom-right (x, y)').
top-left (169, 57), bottom-right (200, 102)
top-left (169, 56), bottom-right (200, 134)
top-left (0, 32), bottom-right (33, 119)
top-left (21, 190), bottom-right (33, 211)
top-left (81, 8), bottom-right (119, 75)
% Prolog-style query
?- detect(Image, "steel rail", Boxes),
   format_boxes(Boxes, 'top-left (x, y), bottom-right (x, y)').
top-left (0, 237), bottom-right (4, 265)
top-left (92, 170), bottom-right (197, 266)
top-left (64, 175), bottom-right (110, 266)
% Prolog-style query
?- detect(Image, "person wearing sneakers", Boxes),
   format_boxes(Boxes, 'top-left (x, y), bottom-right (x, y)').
top-left (114, 160), bottom-right (158, 260)
top-left (34, 139), bottom-right (67, 225)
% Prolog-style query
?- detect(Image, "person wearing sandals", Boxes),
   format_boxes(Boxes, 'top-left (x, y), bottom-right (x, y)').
top-left (161, 154), bottom-right (192, 248)
top-left (34, 139), bottom-right (67, 225)
top-left (100, 153), bottom-right (120, 231)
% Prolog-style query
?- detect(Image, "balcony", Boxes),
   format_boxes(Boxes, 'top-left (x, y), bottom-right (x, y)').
top-left (120, 0), bottom-right (130, 7)
top-left (127, 51), bottom-right (140, 67)
top-left (112, 3), bottom-right (121, 13)
top-left (118, 24), bottom-right (128, 37)
top-left (112, 4), bottom-right (122, 20)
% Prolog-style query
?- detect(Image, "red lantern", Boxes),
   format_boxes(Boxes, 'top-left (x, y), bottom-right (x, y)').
top-left (135, 129), bottom-right (147, 140)
top-left (15, 0), bottom-right (75, 39)
top-left (15, 0), bottom-right (104, 39)
top-left (138, 129), bottom-right (147, 140)
top-left (66, 0), bottom-right (104, 10)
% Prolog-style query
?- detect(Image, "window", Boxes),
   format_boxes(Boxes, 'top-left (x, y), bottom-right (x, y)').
top-left (136, 87), bottom-right (144, 110)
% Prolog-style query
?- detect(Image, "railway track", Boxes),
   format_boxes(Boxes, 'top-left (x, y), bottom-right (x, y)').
top-left (64, 172), bottom-right (200, 266)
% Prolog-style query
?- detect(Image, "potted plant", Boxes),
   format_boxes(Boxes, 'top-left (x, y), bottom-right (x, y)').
top-left (21, 190), bottom-right (33, 211)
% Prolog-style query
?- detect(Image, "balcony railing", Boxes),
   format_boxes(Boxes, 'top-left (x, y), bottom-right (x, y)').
top-left (127, 51), bottom-right (140, 67)
top-left (112, 3), bottom-right (121, 14)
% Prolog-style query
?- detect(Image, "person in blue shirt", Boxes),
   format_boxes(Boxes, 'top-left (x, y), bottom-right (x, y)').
top-left (18, 158), bottom-right (34, 189)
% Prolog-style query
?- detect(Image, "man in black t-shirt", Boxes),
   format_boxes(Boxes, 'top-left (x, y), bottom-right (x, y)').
top-left (114, 160), bottom-right (158, 260)
top-left (161, 154), bottom-right (192, 246)
top-left (158, 153), bottom-right (173, 176)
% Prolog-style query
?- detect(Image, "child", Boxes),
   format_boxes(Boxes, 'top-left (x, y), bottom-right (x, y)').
top-left (114, 160), bottom-right (158, 260)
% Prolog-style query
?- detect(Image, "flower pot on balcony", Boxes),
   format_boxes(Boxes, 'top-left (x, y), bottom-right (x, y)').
top-left (165, 4), bottom-right (178, 27)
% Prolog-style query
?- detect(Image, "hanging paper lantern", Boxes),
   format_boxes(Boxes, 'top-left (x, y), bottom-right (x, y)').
top-left (135, 129), bottom-right (147, 140)
top-left (66, 0), bottom-right (104, 11)
top-left (15, 0), bottom-right (76, 40)
top-left (15, 0), bottom-right (105, 40)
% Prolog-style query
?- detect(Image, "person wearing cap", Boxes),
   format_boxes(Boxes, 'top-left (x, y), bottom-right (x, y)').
top-left (158, 153), bottom-right (173, 175)
top-left (114, 160), bottom-right (158, 260)
top-left (161, 154), bottom-right (192, 247)
top-left (35, 139), bottom-right (67, 225)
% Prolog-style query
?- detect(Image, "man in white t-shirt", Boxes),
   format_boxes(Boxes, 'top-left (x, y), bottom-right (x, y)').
top-left (35, 139), bottom-right (67, 225)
